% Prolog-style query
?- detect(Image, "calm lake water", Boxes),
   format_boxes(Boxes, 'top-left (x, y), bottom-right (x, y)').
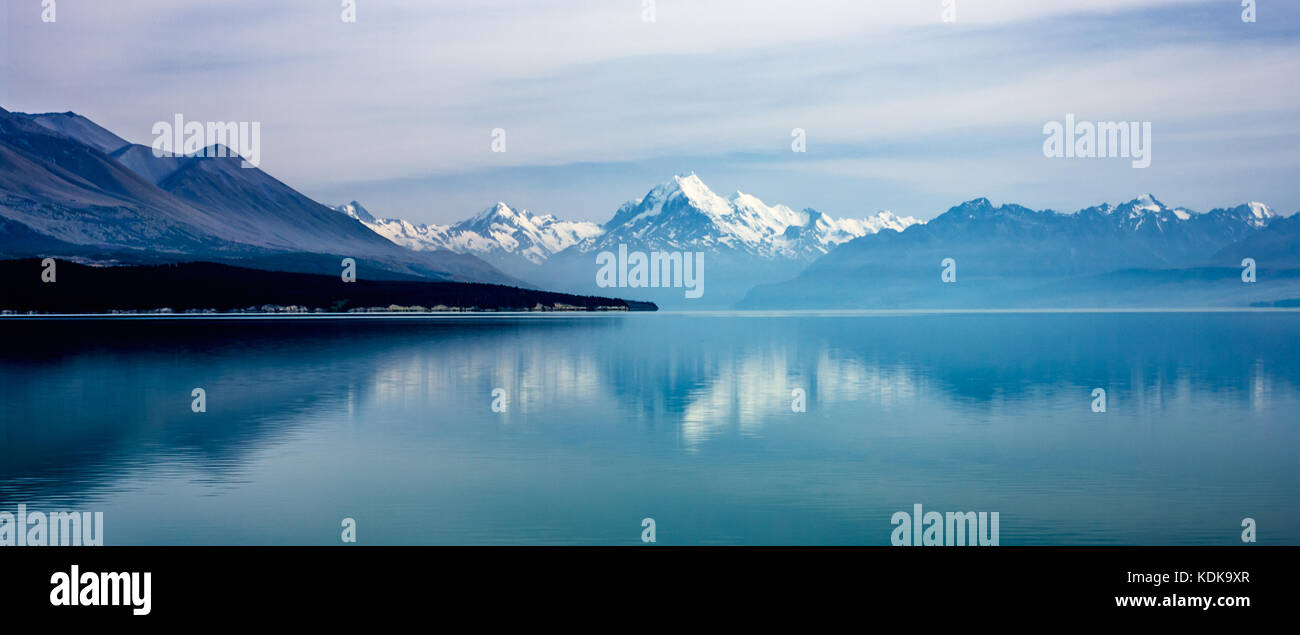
top-left (1, 312), bottom-right (1297, 545)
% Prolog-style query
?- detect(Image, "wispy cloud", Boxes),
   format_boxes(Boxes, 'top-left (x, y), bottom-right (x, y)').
top-left (4, 0), bottom-right (1296, 222)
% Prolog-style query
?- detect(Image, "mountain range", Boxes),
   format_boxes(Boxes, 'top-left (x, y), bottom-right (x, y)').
top-left (3, 108), bottom-right (1298, 311)
top-left (738, 195), bottom-right (1300, 309)
top-left (334, 175), bottom-right (1300, 309)
top-left (338, 173), bottom-right (920, 307)
top-left (333, 200), bottom-right (603, 281)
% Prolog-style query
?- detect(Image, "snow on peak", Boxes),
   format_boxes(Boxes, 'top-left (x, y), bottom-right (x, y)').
top-left (338, 201), bottom-right (376, 223)
top-left (670, 173), bottom-right (734, 219)
top-left (475, 201), bottom-right (515, 219)
top-left (1117, 194), bottom-right (1198, 221)
top-left (330, 201), bottom-right (451, 251)
top-left (334, 199), bottom-right (600, 265)
top-left (455, 202), bottom-right (600, 262)
top-left (1219, 201), bottom-right (1276, 229)
top-left (1097, 195), bottom-right (1275, 226)
top-left (336, 175), bottom-right (924, 266)
top-left (1246, 201), bottom-right (1274, 219)
top-left (598, 174), bottom-right (919, 258)
top-left (672, 172), bottom-right (712, 197)
top-left (1125, 193), bottom-right (1165, 214)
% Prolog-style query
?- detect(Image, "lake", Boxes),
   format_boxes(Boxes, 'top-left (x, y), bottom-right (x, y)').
top-left (1, 311), bottom-right (1296, 545)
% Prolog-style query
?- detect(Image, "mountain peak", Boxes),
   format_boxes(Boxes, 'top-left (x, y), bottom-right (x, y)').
top-left (620, 173), bottom-right (731, 224)
top-left (16, 110), bottom-right (130, 155)
top-left (471, 201), bottom-right (523, 223)
top-left (1112, 193), bottom-right (1175, 216)
top-left (1246, 201), bottom-right (1275, 219)
top-left (642, 172), bottom-right (715, 203)
top-left (672, 173), bottom-right (729, 213)
top-left (338, 201), bottom-right (377, 223)
top-left (1209, 201), bottom-right (1276, 228)
top-left (1125, 193), bottom-right (1165, 210)
top-left (596, 175), bottom-right (921, 258)
top-left (950, 197), bottom-right (995, 216)
top-left (673, 172), bottom-right (706, 189)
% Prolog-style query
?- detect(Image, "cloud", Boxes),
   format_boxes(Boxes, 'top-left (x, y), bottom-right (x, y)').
top-left (3, 0), bottom-right (1297, 222)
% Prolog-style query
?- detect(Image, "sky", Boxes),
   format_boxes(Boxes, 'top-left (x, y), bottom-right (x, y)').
top-left (3, 0), bottom-right (1299, 225)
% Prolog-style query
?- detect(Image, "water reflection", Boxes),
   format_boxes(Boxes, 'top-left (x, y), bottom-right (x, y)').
top-left (0, 312), bottom-right (1296, 544)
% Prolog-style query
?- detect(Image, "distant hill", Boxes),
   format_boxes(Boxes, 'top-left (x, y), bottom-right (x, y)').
top-left (0, 259), bottom-right (656, 314)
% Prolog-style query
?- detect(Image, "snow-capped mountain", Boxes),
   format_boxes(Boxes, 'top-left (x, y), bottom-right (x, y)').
top-left (335, 201), bottom-right (379, 224)
top-left (529, 174), bottom-right (921, 307)
top-left (576, 173), bottom-right (918, 261)
top-left (332, 200), bottom-right (602, 279)
top-left (339, 174), bottom-right (915, 270)
top-left (334, 174), bottom-right (917, 304)
top-left (449, 203), bottom-right (603, 264)
top-left (336, 201), bottom-right (451, 252)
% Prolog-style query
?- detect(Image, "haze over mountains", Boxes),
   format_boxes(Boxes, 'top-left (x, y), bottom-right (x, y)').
top-left (2, 108), bottom-right (1297, 311)
top-left (739, 195), bottom-right (1300, 309)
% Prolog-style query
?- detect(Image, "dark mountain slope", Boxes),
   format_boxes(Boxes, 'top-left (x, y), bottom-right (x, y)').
top-left (0, 107), bottom-right (519, 284)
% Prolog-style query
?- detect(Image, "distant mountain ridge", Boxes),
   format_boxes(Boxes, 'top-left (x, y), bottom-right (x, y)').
top-left (333, 200), bottom-right (602, 280)
top-left (738, 194), bottom-right (1298, 309)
